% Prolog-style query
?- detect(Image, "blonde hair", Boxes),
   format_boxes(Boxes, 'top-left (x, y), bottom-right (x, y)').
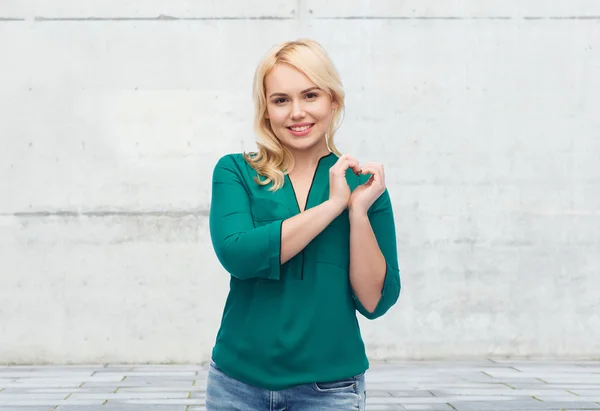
top-left (244, 39), bottom-right (345, 191)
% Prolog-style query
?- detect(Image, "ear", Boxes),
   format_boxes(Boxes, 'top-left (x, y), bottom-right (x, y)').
top-left (331, 99), bottom-right (339, 111)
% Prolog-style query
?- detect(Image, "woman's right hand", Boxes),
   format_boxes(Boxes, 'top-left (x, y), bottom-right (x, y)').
top-left (328, 154), bottom-right (361, 214)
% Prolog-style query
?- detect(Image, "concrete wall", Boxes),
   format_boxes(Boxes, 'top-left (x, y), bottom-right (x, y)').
top-left (1, 0), bottom-right (599, 364)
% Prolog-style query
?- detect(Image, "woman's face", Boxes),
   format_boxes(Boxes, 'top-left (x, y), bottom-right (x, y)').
top-left (264, 63), bottom-right (338, 154)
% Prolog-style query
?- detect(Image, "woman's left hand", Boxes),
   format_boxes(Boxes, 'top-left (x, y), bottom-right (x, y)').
top-left (348, 162), bottom-right (386, 216)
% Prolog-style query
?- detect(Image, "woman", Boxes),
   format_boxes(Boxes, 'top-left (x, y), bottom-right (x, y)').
top-left (207, 38), bottom-right (401, 410)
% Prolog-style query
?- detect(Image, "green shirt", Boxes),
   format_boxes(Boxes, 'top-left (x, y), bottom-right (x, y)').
top-left (209, 152), bottom-right (401, 390)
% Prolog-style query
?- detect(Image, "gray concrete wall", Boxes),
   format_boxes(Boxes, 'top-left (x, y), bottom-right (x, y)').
top-left (1, 1), bottom-right (599, 363)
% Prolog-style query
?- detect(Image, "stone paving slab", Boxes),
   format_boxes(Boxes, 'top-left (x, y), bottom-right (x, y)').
top-left (0, 408), bottom-right (54, 411)
top-left (80, 381), bottom-right (197, 388)
top-left (117, 387), bottom-right (205, 392)
top-left (68, 392), bottom-right (192, 400)
top-left (0, 360), bottom-right (599, 410)
top-left (0, 399), bottom-right (107, 406)
top-left (1, 389), bottom-right (115, 394)
top-left (450, 401), bottom-right (600, 410)
top-left (55, 407), bottom-right (188, 411)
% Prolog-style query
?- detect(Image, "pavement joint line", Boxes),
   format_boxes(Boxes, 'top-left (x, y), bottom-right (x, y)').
top-left (536, 377), bottom-right (549, 383)
top-left (481, 371), bottom-right (494, 378)
top-left (4, 15), bottom-right (600, 21)
top-left (121, 376), bottom-right (127, 382)
top-left (78, 382), bottom-right (85, 388)
top-left (502, 382), bottom-right (516, 389)
top-left (63, 393), bottom-right (72, 400)
top-left (510, 365), bottom-right (521, 372)
top-left (102, 399), bottom-right (108, 405)
top-left (428, 390), bottom-right (436, 397)
top-left (447, 403), bottom-right (458, 410)
top-left (114, 387), bottom-right (120, 393)
top-left (33, 16), bottom-right (294, 21)
top-left (565, 389), bottom-right (579, 396)
top-left (188, 391), bottom-right (192, 398)
top-left (10, 210), bottom-right (210, 218)
top-left (532, 395), bottom-right (543, 402)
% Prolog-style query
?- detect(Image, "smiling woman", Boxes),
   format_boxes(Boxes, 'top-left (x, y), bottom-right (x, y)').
top-left (207, 39), bottom-right (401, 411)
top-left (246, 39), bottom-right (346, 191)
top-left (270, 86), bottom-right (322, 137)
top-left (265, 69), bottom-right (337, 146)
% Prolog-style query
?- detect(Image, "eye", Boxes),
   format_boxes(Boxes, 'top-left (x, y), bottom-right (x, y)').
top-left (273, 97), bottom-right (287, 104)
top-left (305, 92), bottom-right (318, 99)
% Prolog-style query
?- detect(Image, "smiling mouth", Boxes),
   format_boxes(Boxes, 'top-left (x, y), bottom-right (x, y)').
top-left (287, 124), bottom-right (314, 132)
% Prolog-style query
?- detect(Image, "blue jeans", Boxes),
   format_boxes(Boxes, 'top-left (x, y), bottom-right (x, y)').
top-left (206, 360), bottom-right (366, 410)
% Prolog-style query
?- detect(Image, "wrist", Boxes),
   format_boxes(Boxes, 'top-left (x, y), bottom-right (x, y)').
top-left (348, 206), bottom-right (369, 220)
top-left (325, 199), bottom-right (347, 216)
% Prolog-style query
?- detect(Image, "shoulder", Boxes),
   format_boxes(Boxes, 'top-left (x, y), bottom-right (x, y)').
top-left (213, 152), bottom-right (256, 172)
top-left (212, 153), bottom-right (258, 183)
top-left (212, 153), bottom-right (244, 179)
top-left (214, 152), bottom-right (246, 167)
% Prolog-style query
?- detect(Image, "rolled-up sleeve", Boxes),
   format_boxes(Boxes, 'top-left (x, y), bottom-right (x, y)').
top-left (209, 155), bottom-right (282, 281)
top-left (352, 189), bottom-right (401, 319)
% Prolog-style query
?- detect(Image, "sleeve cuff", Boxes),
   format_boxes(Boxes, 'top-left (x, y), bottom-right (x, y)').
top-left (353, 262), bottom-right (401, 319)
top-left (266, 219), bottom-right (283, 281)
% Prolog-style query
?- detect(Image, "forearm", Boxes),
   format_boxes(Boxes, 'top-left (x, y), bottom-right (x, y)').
top-left (349, 211), bottom-right (387, 313)
top-left (281, 200), bottom-right (343, 264)
top-left (214, 220), bottom-right (283, 280)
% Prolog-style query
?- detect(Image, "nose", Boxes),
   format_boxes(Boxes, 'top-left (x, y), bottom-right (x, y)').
top-left (290, 100), bottom-right (305, 120)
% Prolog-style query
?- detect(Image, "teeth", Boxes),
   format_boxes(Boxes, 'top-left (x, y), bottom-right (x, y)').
top-left (290, 125), bottom-right (311, 131)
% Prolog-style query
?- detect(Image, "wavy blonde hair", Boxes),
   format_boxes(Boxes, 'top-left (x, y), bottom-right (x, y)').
top-left (243, 39), bottom-right (345, 191)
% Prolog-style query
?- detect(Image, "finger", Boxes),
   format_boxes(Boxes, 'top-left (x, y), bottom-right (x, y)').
top-left (362, 163), bottom-right (384, 180)
top-left (368, 162), bottom-right (384, 181)
top-left (336, 154), bottom-right (361, 175)
top-left (340, 154), bottom-right (359, 169)
top-left (374, 164), bottom-right (384, 183)
top-left (360, 164), bottom-right (384, 187)
top-left (359, 164), bottom-right (379, 176)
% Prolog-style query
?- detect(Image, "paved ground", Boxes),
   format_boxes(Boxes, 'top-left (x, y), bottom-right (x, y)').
top-left (0, 360), bottom-right (599, 410)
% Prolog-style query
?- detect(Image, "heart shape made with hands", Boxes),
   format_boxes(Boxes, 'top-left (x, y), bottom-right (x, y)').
top-left (336, 154), bottom-right (385, 183)
top-left (333, 154), bottom-right (386, 214)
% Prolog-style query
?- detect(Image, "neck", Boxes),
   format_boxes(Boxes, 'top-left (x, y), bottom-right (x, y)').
top-left (288, 141), bottom-right (331, 175)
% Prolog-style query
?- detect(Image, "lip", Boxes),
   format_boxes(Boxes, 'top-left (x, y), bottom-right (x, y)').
top-left (287, 123), bottom-right (315, 137)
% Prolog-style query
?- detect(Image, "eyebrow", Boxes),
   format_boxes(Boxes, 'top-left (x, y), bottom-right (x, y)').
top-left (269, 87), bottom-right (320, 98)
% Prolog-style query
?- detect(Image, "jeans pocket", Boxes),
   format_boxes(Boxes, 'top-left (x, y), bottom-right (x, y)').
top-left (313, 378), bottom-right (356, 393)
top-left (209, 359), bottom-right (224, 375)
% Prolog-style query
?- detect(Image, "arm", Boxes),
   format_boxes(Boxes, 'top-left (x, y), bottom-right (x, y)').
top-left (280, 201), bottom-right (342, 264)
top-left (349, 189), bottom-right (401, 319)
top-left (281, 154), bottom-right (361, 263)
top-left (209, 155), bottom-right (344, 280)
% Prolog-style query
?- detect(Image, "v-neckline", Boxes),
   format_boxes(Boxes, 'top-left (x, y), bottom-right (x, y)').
top-left (285, 152), bottom-right (335, 213)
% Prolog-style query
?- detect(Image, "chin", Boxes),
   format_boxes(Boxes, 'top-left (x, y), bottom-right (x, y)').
top-left (284, 137), bottom-right (323, 152)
